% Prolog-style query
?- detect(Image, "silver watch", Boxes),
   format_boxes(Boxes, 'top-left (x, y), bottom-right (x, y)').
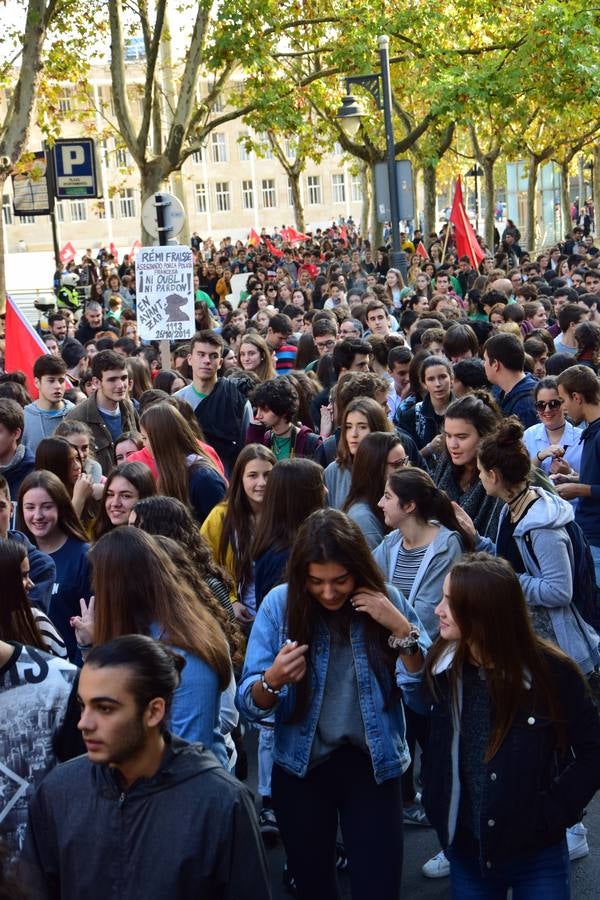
top-left (388, 628), bottom-right (421, 656)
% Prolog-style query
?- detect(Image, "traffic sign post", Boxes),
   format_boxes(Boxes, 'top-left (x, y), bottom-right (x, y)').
top-left (52, 139), bottom-right (99, 199)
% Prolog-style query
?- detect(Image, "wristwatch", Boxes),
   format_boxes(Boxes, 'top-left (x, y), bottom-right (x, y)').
top-left (388, 628), bottom-right (421, 656)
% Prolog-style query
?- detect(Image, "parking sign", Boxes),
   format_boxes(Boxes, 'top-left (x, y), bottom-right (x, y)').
top-left (52, 139), bottom-right (99, 199)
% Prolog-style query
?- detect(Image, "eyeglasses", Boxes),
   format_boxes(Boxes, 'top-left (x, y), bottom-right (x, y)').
top-left (315, 339), bottom-right (335, 351)
top-left (534, 399), bottom-right (563, 412)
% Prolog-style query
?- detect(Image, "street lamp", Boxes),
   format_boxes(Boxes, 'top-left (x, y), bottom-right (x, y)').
top-left (336, 35), bottom-right (406, 276)
top-left (583, 159), bottom-right (594, 209)
top-left (465, 164), bottom-right (484, 234)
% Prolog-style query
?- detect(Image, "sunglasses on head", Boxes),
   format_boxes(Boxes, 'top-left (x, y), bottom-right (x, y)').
top-left (534, 399), bottom-right (563, 412)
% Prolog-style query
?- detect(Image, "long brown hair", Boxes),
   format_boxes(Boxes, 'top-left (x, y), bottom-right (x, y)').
top-left (252, 458), bottom-right (326, 560)
top-left (386, 468), bottom-right (475, 550)
top-left (336, 397), bottom-right (392, 469)
top-left (239, 333), bottom-right (275, 382)
top-left (126, 357), bottom-right (152, 401)
top-left (343, 431), bottom-right (402, 525)
top-left (35, 437), bottom-right (80, 497)
top-left (17, 470), bottom-right (88, 544)
top-left (286, 508), bottom-right (400, 720)
top-left (0, 540), bottom-right (45, 650)
top-left (90, 527), bottom-right (231, 690)
top-left (218, 444), bottom-right (276, 589)
top-left (92, 462), bottom-right (157, 541)
top-left (141, 402), bottom-right (220, 507)
top-left (425, 553), bottom-right (576, 760)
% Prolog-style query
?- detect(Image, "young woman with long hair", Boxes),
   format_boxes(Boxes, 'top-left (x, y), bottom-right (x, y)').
top-left (396, 355), bottom-right (455, 465)
top-left (252, 458), bottom-right (326, 608)
top-left (201, 444), bottom-right (276, 624)
top-left (0, 538), bottom-right (66, 657)
top-left (17, 470), bottom-right (90, 663)
top-left (342, 432), bottom-right (408, 550)
top-left (140, 402), bottom-right (226, 525)
top-left (152, 369), bottom-right (188, 395)
top-left (92, 461), bottom-right (156, 541)
top-left (54, 419), bottom-right (103, 485)
top-left (71, 526), bottom-right (233, 766)
top-left (126, 357), bottom-right (152, 402)
top-left (238, 508), bottom-right (430, 900)
top-left (35, 436), bottom-right (94, 520)
top-left (406, 553), bottom-right (600, 897)
top-left (238, 333), bottom-right (276, 382)
top-left (324, 397), bottom-right (392, 509)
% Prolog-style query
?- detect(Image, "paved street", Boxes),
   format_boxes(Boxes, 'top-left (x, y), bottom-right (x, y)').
top-left (244, 729), bottom-right (600, 898)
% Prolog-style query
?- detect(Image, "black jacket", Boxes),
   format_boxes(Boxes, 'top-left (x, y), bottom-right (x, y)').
top-left (193, 379), bottom-right (248, 475)
top-left (419, 649), bottom-right (600, 872)
top-left (65, 391), bottom-right (139, 475)
top-left (22, 734), bottom-right (271, 900)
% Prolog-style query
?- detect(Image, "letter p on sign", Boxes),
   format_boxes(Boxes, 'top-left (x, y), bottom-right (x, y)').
top-left (61, 145), bottom-right (85, 174)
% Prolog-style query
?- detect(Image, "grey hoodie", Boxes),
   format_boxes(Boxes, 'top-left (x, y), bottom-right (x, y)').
top-left (23, 401), bottom-right (75, 454)
top-left (477, 487), bottom-right (600, 673)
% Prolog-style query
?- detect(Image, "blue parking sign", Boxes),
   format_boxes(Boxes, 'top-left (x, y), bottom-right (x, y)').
top-left (52, 138), bottom-right (99, 199)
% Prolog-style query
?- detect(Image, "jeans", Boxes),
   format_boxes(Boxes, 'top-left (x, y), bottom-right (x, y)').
top-left (448, 839), bottom-right (570, 900)
top-left (272, 745), bottom-right (403, 900)
top-left (257, 723), bottom-right (274, 798)
top-left (590, 543), bottom-right (600, 588)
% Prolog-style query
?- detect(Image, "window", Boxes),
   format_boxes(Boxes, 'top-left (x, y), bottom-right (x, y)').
top-left (118, 188), bottom-right (135, 218)
top-left (288, 178), bottom-right (295, 207)
top-left (307, 175), bottom-right (322, 205)
top-left (18, 214), bottom-right (35, 224)
top-left (332, 174), bottom-right (346, 204)
top-left (238, 135), bottom-right (251, 162)
top-left (333, 141), bottom-right (343, 157)
top-left (215, 181), bottom-right (230, 212)
top-left (70, 200), bottom-right (87, 222)
top-left (261, 178), bottom-right (276, 208)
top-left (257, 132), bottom-right (273, 159)
top-left (351, 174), bottom-right (363, 202)
top-left (115, 147), bottom-right (129, 167)
top-left (211, 133), bottom-right (227, 163)
top-left (58, 90), bottom-right (72, 113)
top-left (284, 139), bottom-right (296, 160)
top-left (242, 180), bottom-right (254, 210)
top-left (195, 183), bottom-right (207, 213)
top-left (98, 139), bottom-right (109, 167)
top-left (55, 202), bottom-right (65, 223)
top-left (96, 200), bottom-right (105, 220)
top-left (191, 149), bottom-right (203, 164)
top-left (212, 94), bottom-right (224, 112)
top-left (2, 195), bottom-right (12, 226)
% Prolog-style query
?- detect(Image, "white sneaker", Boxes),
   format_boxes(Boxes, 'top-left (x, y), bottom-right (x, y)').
top-left (422, 849), bottom-right (450, 878)
top-left (567, 822), bottom-right (589, 861)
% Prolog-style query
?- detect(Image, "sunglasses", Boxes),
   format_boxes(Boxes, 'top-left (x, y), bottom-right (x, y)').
top-left (534, 399), bottom-right (563, 412)
top-left (388, 456), bottom-right (410, 469)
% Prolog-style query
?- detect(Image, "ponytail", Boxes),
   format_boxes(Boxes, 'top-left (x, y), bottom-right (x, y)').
top-left (387, 468), bottom-right (475, 551)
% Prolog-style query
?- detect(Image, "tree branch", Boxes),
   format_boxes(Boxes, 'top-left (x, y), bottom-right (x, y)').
top-left (107, 0), bottom-right (140, 158)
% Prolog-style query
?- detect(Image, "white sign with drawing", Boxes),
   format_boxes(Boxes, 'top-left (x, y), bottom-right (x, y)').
top-left (135, 245), bottom-right (194, 341)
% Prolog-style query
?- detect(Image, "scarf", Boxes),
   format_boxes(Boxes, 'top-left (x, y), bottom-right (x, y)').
top-left (434, 454), bottom-right (503, 539)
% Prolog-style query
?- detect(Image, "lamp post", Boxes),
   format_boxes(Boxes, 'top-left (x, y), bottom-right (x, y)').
top-left (583, 159), bottom-right (594, 209)
top-left (336, 35), bottom-right (406, 274)
top-left (465, 164), bottom-right (484, 234)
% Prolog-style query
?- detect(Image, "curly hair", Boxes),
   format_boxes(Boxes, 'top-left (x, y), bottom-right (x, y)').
top-left (250, 377), bottom-right (299, 421)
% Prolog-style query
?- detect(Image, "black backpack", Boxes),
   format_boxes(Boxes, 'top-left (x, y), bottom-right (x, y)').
top-left (524, 521), bottom-right (600, 632)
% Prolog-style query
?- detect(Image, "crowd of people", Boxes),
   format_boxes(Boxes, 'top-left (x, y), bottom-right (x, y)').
top-left (2, 215), bottom-right (600, 899)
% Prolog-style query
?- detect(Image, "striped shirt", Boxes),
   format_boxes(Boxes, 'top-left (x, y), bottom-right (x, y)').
top-left (32, 607), bottom-right (68, 659)
top-left (392, 539), bottom-right (428, 598)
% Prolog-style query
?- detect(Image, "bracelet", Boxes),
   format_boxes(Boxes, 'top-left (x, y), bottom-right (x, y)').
top-left (260, 672), bottom-right (282, 695)
top-left (536, 450), bottom-right (544, 462)
top-left (77, 642), bottom-right (92, 651)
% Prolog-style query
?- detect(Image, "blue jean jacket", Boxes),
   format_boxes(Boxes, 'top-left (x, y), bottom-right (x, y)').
top-left (236, 583), bottom-right (430, 784)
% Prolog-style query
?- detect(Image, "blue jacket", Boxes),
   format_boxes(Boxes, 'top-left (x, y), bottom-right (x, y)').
top-left (476, 488), bottom-right (600, 673)
top-left (236, 583), bottom-right (430, 784)
top-left (497, 372), bottom-right (538, 428)
top-left (8, 529), bottom-right (55, 611)
top-left (576, 416), bottom-right (600, 547)
top-left (373, 526), bottom-right (465, 639)
top-left (405, 644), bottom-right (600, 871)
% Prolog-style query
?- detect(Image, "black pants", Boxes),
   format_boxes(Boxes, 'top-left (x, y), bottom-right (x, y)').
top-left (271, 745), bottom-right (404, 900)
top-left (401, 705), bottom-right (430, 803)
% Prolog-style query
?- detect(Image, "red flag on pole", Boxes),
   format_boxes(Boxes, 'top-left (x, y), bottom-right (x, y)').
top-left (130, 240), bottom-right (141, 260)
top-left (286, 226), bottom-right (309, 243)
top-left (5, 296), bottom-right (49, 398)
top-left (416, 241), bottom-right (430, 261)
top-left (449, 178), bottom-right (485, 269)
top-left (339, 225), bottom-right (348, 245)
top-left (59, 242), bottom-right (76, 265)
top-left (265, 238), bottom-right (283, 259)
top-left (248, 228), bottom-right (260, 247)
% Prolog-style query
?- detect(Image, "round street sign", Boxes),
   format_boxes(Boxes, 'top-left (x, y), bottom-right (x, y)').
top-left (141, 192), bottom-right (185, 239)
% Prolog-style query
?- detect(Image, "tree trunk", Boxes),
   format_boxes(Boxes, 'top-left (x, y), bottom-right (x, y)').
top-left (289, 172), bottom-right (306, 233)
top-left (593, 145), bottom-right (600, 235)
top-left (369, 164), bottom-right (384, 248)
top-left (359, 162), bottom-right (371, 240)
top-left (140, 159), bottom-right (170, 246)
top-left (525, 155), bottom-right (539, 252)
top-left (0, 172), bottom-right (8, 314)
top-left (559, 160), bottom-right (571, 241)
top-left (422, 164), bottom-right (437, 238)
top-left (482, 159), bottom-right (496, 251)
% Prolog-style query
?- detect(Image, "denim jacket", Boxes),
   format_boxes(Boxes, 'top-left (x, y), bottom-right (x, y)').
top-left (236, 583), bottom-right (430, 784)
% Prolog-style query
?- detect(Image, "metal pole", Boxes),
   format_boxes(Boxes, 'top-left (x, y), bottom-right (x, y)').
top-left (378, 35), bottom-right (406, 281)
top-left (155, 193), bottom-right (172, 369)
top-left (474, 173), bottom-right (479, 234)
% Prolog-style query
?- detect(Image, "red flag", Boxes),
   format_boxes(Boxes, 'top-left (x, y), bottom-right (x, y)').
top-left (449, 178), bottom-right (485, 268)
top-left (416, 241), bottom-right (430, 261)
top-left (339, 225), bottom-right (348, 245)
top-left (59, 242), bottom-right (76, 265)
top-left (5, 296), bottom-right (49, 398)
top-left (265, 238), bottom-right (283, 259)
top-left (130, 240), bottom-right (141, 260)
top-left (109, 242), bottom-right (119, 262)
top-left (248, 228), bottom-right (260, 247)
top-left (280, 227), bottom-right (291, 243)
top-left (286, 226), bottom-right (309, 243)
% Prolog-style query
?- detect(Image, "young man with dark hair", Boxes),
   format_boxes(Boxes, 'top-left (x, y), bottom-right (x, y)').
top-left (61, 340), bottom-right (89, 390)
top-left (22, 635), bottom-right (270, 900)
top-left (246, 378), bottom-right (322, 460)
top-left (387, 345), bottom-right (413, 420)
top-left (554, 303), bottom-right (587, 355)
top-left (331, 339), bottom-right (371, 377)
top-left (0, 397), bottom-right (35, 499)
top-left (452, 358), bottom-right (488, 396)
top-left (365, 300), bottom-right (391, 337)
top-left (175, 330), bottom-right (251, 474)
top-left (483, 333), bottom-right (538, 428)
top-left (65, 350), bottom-right (138, 475)
top-left (265, 313), bottom-right (296, 374)
top-left (48, 312), bottom-right (67, 347)
top-left (442, 323), bottom-right (479, 364)
top-left (557, 366), bottom-right (600, 582)
top-left (23, 355), bottom-right (74, 453)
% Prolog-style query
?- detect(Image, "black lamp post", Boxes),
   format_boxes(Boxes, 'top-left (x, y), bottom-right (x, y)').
top-left (583, 159), bottom-right (594, 208)
top-left (465, 164), bottom-right (484, 234)
top-left (336, 35), bottom-right (406, 274)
